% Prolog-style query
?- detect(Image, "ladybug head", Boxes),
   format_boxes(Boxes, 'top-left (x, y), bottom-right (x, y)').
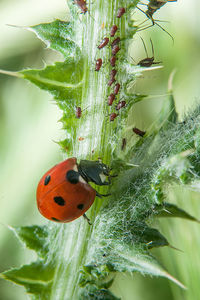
top-left (78, 160), bottom-right (111, 186)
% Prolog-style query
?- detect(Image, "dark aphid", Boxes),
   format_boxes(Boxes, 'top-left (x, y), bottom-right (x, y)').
top-left (112, 45), bottom-right (120, 55)
top-left (74, 0), bottom-right (88, 14)
top-left (146, 0), bottom-right (176, 23)
top-left (110, 56), bottom-right (117, 67)
top-left (110, 113), bottom-right (118, 121)
top-left (108, 94), bottom-right (115, 106)
top-left (137, 0), bottom-right (176, 41)
top-left (113, 83), bottom-right (120, 95)
top-left (98, 37), bottom-right (109, 49)
top-left (117, 7), bottom-right (126, 18)
top-left (116, 100), bottom-right (126, 110)
top-left (110, 69), bottom-right (117, 78)
top-left (95, 58), bottom-right (103, 71)
top-left (121, 138), bottom-right (126, 150)
top-left (108, 78), bottom-right (116, 86)
top-left (76, 106), bottom-right (82, 118)
top-left (137, 38), bottom-right (161, 67)
top-left (111, 37), bottom-right (121, 47)
top-left (133, 127), bottom-right (146, 137)
top-left (110, 25), bottom-right (118, 37)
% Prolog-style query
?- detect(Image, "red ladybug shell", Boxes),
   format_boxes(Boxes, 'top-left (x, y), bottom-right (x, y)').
top-left (36, 158), bottom-right (96, 223)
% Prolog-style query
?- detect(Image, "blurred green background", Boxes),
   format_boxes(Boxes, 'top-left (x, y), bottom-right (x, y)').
top-left (0, 0), bottom-right (200, 299)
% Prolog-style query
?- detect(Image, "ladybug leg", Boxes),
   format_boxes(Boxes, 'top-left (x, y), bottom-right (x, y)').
top-left (96, 191), bottom-right (111, 198)
top-left (83, 213), bottom-right (92, 225)
top-left (111, 174), bottom-right (118, 177)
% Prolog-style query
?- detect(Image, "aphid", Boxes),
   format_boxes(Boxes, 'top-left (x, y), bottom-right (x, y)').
top-left (117, 7), bottom-right (126, 18)
top-left (108, 94), bottom-right (115, 106)
top-left (78, 137), bottom-right (84, 141)
top-left (76, 106), bottom-right (82, 118)
top-left (137, 38), bottom-right (161, 67)
top-left (133, 127), bottom-right (146, 137)
top-left (36, 158), bottom-right (111, 223)
top-left (108, 78), bottom-right (116, 86)
top-left (113, 83), bottom-right (120, 95)
top-left (112, 45), bottom-right (120, 55)
top-left (110, 56), bottom-right (117, 67)
top-left (110, 113), bottom-right (118, 121)
top-left (111, 37), bottom-right (121, 47)
top-left (121, 138), bottom-right (126, 150)
top-left (110, 25), bottom-right (118, 37)
top-left (98, 37), bottom-right (109, 49)
top-left (73, 0), bottom-right (88, 14)
top-left (116, 100), bottom-right (126, 110)
top-left (137, 0), bottom-right (176, 40)
top-left (110, 69), bottom-right (117, 78)
top-left (95, 58), bottom-right (103, 71)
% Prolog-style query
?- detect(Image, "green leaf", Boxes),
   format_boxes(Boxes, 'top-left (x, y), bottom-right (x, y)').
top-left (111, 243), bottom-right (185, 289)
top-left (135, 224), bottom-right (169, 249)
top-left (12, 225), bottom-right (49, 258)
top-left (20, 58), bottom-right (83, 102)
top-left (1, 261), bottom-right (54, 299)
top-left (20, 56), bottom-right (84, 153)
top-left (30, 20), bottom-right (80, 58)
top-left (155, 202), bottom-right (200, 222)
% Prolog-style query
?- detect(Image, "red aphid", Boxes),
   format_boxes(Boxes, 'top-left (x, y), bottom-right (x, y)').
top-left (110, 56), bottom-right (117, 67)
top-left (116, 100), bottom-right (126, 110)
top-left (74, 0), bottom-right (88, 14)
top-left (133, 127), bottom-right (146, 137)
top-left (98, 37), bottom-right (109, 49)
top-left (95, 58), bottom-right (103, 71)
top-left (111, 37), bottom-right (120, 47)
top-left (76, 106), bottom-right (82, 118)
top-left (110, 25), bottom-right (118, 37)
top-left (110, 113), bottom-right (118, 121)
top-left (108, 78), bottom-right (116, 86)
top-left (117, 7), bottom-right (126, 18)
top-left (114, 83), bottom-right (120, 95)
top-left (112, 45), bottom-right (120, 55)
top-left (110, 69), bottom-right (117, 78)
top-left (108, 94), bottom-right (115, 106)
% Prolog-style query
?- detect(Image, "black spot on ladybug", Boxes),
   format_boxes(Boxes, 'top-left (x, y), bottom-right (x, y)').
top-left (54, 196), bottom-right (65, 206)
top-left (51, 217), bottom-right (61, 222)
top-left (66, 170), bottom-right (79, 184)
top-left (77, 204), bottom-right (84, 210)
top-left (44, 175), bottom-right (51, 185)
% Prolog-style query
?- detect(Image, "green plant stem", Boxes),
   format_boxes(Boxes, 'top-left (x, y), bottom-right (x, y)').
top-left (49, 0), bottom-right (132, 298)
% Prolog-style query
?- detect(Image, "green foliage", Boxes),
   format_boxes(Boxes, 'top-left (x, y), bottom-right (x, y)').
top-left (1, 0), bottom-right (200, 299)
top-left (13, 225), bottom-right (49, 259)
top-left (1, 261), bottom-right (54, 300)
top-left (31, 20), bottom-right (80, 58)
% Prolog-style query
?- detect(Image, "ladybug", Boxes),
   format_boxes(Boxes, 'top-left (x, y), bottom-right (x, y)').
top-left (36, 158), bottom-right (111, 223)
